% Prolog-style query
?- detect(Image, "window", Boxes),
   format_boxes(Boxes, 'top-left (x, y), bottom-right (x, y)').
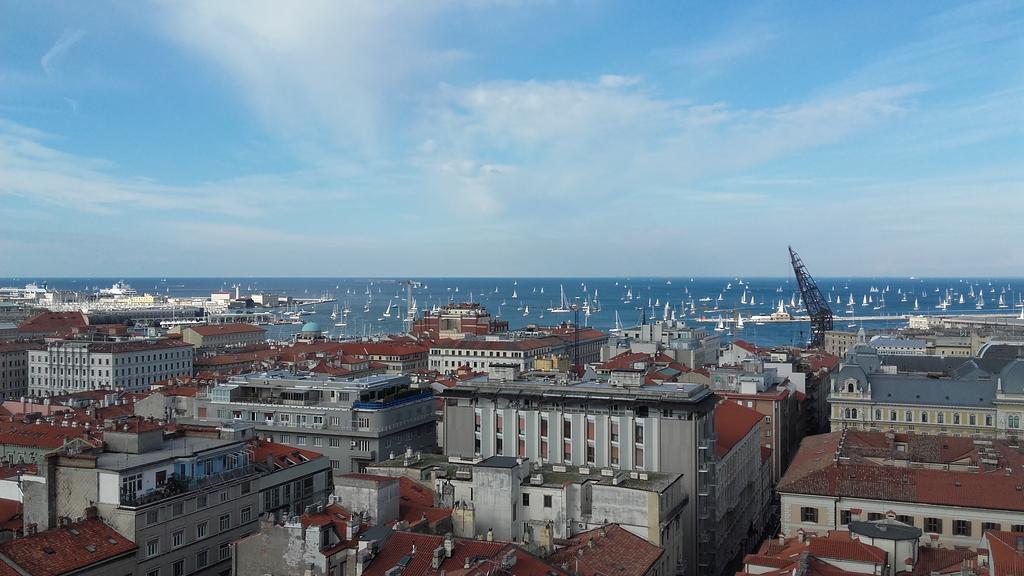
top-left (241, 506), bottom-right (252, 523)
top-left (874, 409), bottom-right (881, 421)
top-left (172, 530), bottom-right (184, 548)
top-left (1010, 415), bottom-right (1021, 429)
top-left (905, 411), bottom-right (913, 422)
top-left (634, 424), bottom-right (644, 443)
top-left (219, 542), bottom-right (231, 560)
top-left (1012, 524), bottom-right (1024, 532)
top-left (868, 513), bottom-right (884, 521)
top-left (890, 410), bottom-right (897, 421)
top-left (172, 559), bottom-right (184, 576)
top-left (241, 481), bottom-right (251, 495)
top-left (522, 493), bottom-right (530, 506)
top-left (147, 509), bottom-right (159, 525)
top-left (921, 412), bottom-right (928, 423)
top-left (313, 437), bottom-right (323, 447)
top-left (982, 522), bottom-right (1001, 533)
top-left (121, 473), bottom-right (143, 496)
top-left (840, 510), bottom-right (852, 525)
top-left (330, 460), bottom-right (341, 469)
top-left (543, 495), bottom-right (552, 508)
top-left (329, 437), bottom-right (340, 447)
top-left (540, 417), bottom-right (548, 437)
top-left (610, 421), bottom-right (619, 442)
top-left (297, 436), bottom-right (307, 446)
top-left (196, 549), bottom-right (208, 568)
top-left (986, 414), bottom-right (994, 426)
top-left (197, 521), bottom-right (208, 539)
top-left (969, 414), bottom-right (977, 426)
top-left (220, 490), bottom-right (228, 502)
top-left (896, 515), bottom-right (914, 526)
top-left (953, 520), bottom-right (972, 536)
top-left (146, 537), bottom-right (160, 558)
top-left (563, 418), bottom-right (572, 439)
top-left (147, 570), bottom-right (160, 576)
top-left (800, 507), bottom-right (818, 523)
top-left (220, 514), bottom-right (231, 532)
top-left (197, 494), bottom-right (208, 509)
top-left (925, 517), bottom-right (943, 533)
top-left (953, 413), bottom-right (961, 425)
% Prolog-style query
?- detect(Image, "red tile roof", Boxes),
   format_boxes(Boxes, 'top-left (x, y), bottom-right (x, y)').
top-left (251, 439), bottom-right (324, 471)
top-left (0, 518), bottom-right (136, 576)
top-left (361, 532), bottom-right (565, 576)
top-left (338, 342), bottom-right (429, 358)
top-left (549, 524), bottom-right (664, 576)
top-left (779, 431), bottom-right (1024, 512)
top-left (390, 477), bottom-right (452, 530)
top-left (982, 531), bottom-right (1024, 576)
top-left (186, 323), bottom-right (266, 336)
top-left (744, 531), bottom-right (886, 576)
top-left (714, 400), bottom-right (764, 458)
top-left (16, 311), bottom-right (87, 335)
top-left (0, 421), bottom-right (93, 449)
top-left (0, 498), bottom-right (22, 534)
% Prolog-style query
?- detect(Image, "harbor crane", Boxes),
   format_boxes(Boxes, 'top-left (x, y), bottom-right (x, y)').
top-left (788, 246), bottom-right (833, 348)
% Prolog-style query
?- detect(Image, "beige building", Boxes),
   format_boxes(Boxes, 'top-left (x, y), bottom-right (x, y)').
top-left (181, 323), bottom-right (266, 351)
top-left (778, 430), bottom-right (1024, 551)
top-left (829, 340), bottom-right (1024, 439)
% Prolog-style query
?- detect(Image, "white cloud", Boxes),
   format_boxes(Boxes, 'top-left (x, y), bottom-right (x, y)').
top-left (41, 29), bottom-right (86, 76)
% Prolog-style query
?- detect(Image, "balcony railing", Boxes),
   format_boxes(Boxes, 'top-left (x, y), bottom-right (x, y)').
top-left (120, 464), bottom-right (256, 508)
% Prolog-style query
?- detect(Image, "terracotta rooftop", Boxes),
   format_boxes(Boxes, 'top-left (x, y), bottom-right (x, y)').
top-left (982, 531), bottom-right (1024, 576)
top-left (779, 430), bottom-right (1024, 512)
top-left (16, 311), bottom-right (87, 335)
top-left (361, 531), bottom-right (565, 576)
top-left (338, 342), bottom-right (429, 357)
top-left (251, 439), bottom-right (323, 471)
top-left (714, 400), bottom-right (765, 458)
top-left (391, 477), bottom-right (452, 530)
top-left (743, 531), bottom-right (887, 576)
top-left (0, 518), bottom-right (137, 576)
top-left (186, 323), bottom-right (266, 336)
top-left (549, 524), bottom-right (664, 576)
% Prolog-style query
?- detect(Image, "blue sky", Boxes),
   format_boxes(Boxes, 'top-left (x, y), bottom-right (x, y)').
top-left (0, 1), bottom-right (1021, 277)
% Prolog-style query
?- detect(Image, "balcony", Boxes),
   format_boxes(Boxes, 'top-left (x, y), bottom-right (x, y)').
top-left (119, 464), bottom-right (256, 509)
top-left (352, 391), bottom-right (431, 410)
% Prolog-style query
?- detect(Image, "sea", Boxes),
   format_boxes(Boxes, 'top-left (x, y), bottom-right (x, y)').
top-left (3, 277), bottom-right (1022, 349)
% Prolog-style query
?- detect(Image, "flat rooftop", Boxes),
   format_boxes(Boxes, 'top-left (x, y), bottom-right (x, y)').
top-left (529, 464), bottom-right (682, 492)
top-left (446, 378), bottom-right (714, 404)
top-left (226, 371), bottom-right (409, 391)
top-left (95, 435), bottom-right (242, 472)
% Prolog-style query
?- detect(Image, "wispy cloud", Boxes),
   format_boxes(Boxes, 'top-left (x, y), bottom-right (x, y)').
top-left (41, 29), bottom-right (86, 76)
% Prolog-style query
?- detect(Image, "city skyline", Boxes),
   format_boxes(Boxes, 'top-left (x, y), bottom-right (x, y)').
top-left (1, 1), bottom-right (1022, 277)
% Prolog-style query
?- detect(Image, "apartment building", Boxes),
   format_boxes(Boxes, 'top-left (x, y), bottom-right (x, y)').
top-left (336, 341), bottom-right (429, 374)
top-left (777, 430), bottom-right (1024, 550)
top-left (411, 302), bottom-right (509, 339)
top-left (27, 338), bottom-right (194, 395)
top-left (23, 421), bottom-right (262, 576)
top-left (442, 378), bottom-right (716, 575)
top-left (606, 319), bottom-right (720, 368)
top-left (829, 340), bottom-right (1024, 438)
top-left (429, 326), bottom-right (607, 374)
top-left (194, 372), bottom-right (436, 474)
top-left (0, 342), bottom-right (37, 400)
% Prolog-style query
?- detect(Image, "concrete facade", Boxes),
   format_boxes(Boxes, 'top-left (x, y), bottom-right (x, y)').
top-left (0, 343), bottom-right (36, 400)
top-left (195, 372), bottom-right (437, 474)
top-left (442, 379), bottom-right (717, 575)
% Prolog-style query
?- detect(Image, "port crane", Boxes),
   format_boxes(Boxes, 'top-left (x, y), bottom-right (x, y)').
top-left (788, 246), bottom-right (833, 348)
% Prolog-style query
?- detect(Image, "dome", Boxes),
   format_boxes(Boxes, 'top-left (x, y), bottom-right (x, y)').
top-left (301, 321), bottom-right (321, 334)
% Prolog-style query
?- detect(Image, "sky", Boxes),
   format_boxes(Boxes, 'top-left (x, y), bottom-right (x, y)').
top-left (0, 1), bottom-right (1021, 278)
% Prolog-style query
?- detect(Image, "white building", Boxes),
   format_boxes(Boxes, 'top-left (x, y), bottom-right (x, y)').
top-left (28, 339), bottom-right (194, 395)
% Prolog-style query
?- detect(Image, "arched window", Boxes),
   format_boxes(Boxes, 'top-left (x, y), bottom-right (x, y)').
top-left (921, 412), bottom-right (929, 423)
top-left (851, 408), bottom-right (858, 419)
top-left (874, 409), bottom-right (882, 421)
top-left (1010, 415), bottom-right (1021, 429)
top-left (937, 412), bottom-right (944, 424)
top-left (844, 408), bottom-right (851, 419)
top-left (953, 413), bottom-right (961, 425)
top-left (847, 382), bottom-right (856, 393)
top-left (905, 411), bottom-right (913, 422)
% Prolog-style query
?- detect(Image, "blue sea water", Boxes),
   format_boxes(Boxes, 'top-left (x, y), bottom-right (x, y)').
top-left (3, 277), bottom-right (1022, 349)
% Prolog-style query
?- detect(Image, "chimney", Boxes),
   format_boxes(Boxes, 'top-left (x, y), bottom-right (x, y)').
top-left (443, 533), bottom-right (454, 558)
top-left (347, 514), bottom-right (362, 540)
top-left (85, 506), bottom-right (98, 520)
top-left (486, 528), bottom-right (493, 542)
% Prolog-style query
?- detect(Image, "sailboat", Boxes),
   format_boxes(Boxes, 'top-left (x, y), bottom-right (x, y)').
top-left (976, 293), bottom-right (985, 309)
top-left (714, 319), bottom-right (725, 332)
top-left (523, 305), bottom-right (530, 317)
top-left (861, 295), bottom-right (869, 307)
top-left (611, 311), bottom-right (623, 333)
top-left (512, 289), bottom-right (518, 299)
top-left (913, 298), bottom-right (919, 311)
top-left (959, 294), bottom-right (965, 305)
top-left (998, 294), bottom-right (1008, 308)
top-left (383, 299), bottom-right (393, 317)
top-left (736, 313), bottom-right (745, 329)
top-left (330, 304), bottom-right (339, 320)
top-left (548, 285), bottom-right (572, 313)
